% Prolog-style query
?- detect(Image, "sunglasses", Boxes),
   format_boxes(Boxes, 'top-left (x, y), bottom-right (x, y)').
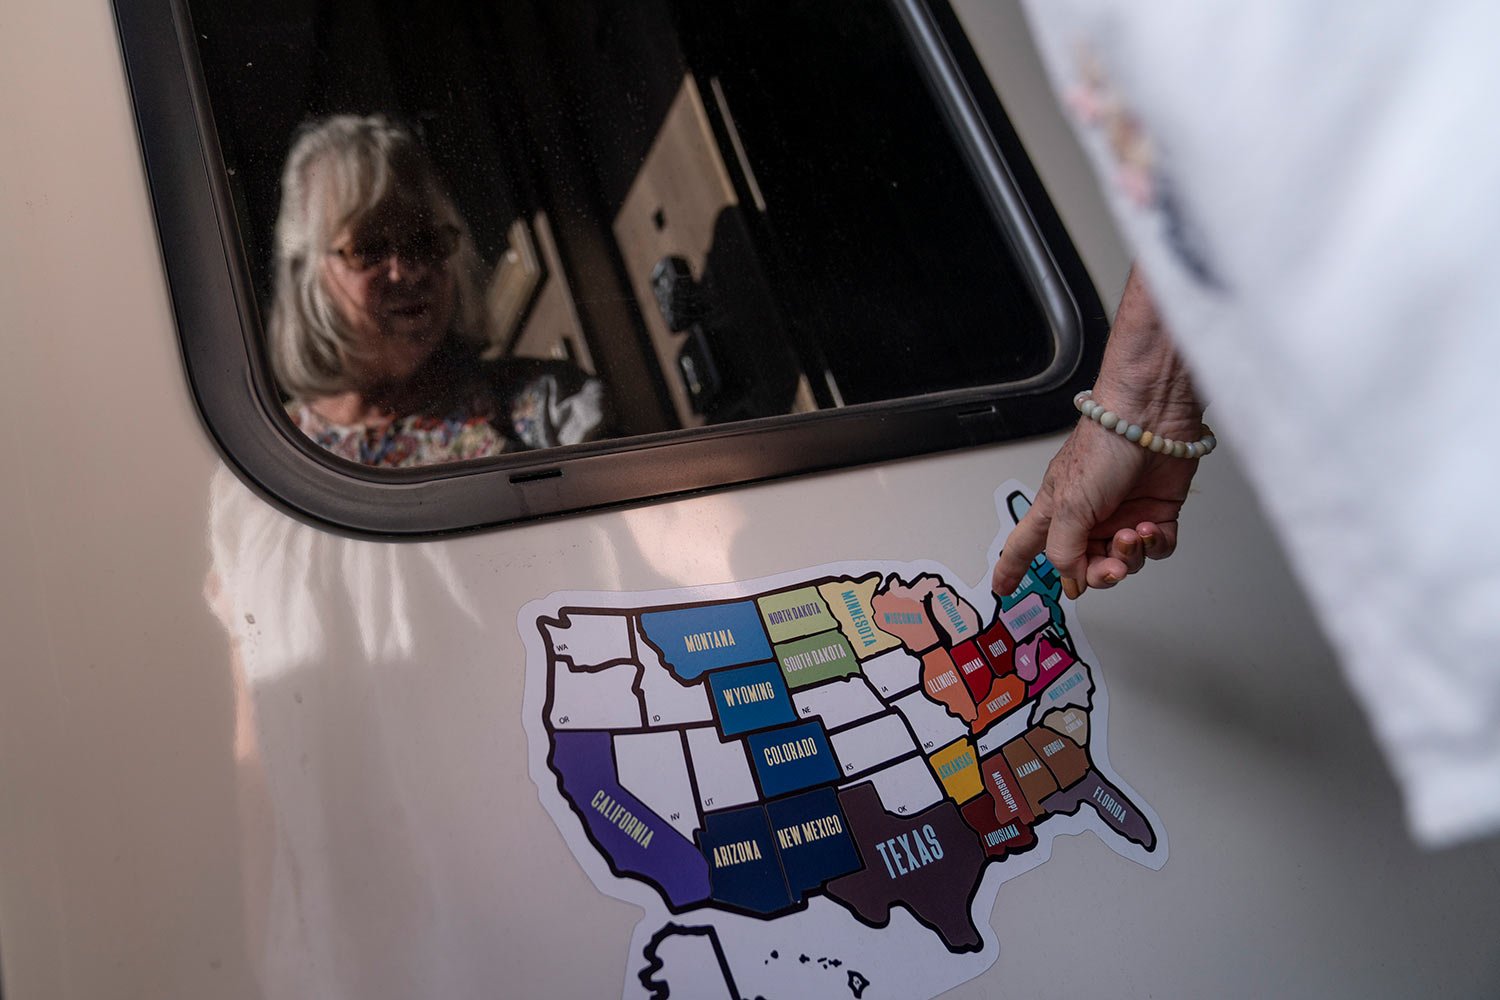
top-left (330, 223), bottom-right (462, 272)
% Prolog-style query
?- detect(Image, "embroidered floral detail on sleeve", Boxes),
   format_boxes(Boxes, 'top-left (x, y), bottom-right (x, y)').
top-left (1064, 44), bottom-right (1224, 290)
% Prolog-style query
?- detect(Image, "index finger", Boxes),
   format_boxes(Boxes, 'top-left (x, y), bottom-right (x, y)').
top-left (993, 507), bottom-right (1050, 596)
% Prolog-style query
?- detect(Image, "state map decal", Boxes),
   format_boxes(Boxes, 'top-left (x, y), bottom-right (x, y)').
top-left (520, 485), bottom-right (1166, 999)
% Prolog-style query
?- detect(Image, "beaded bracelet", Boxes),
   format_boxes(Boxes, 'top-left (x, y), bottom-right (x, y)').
top-left (1073, 389), bottom-right (1216, 459)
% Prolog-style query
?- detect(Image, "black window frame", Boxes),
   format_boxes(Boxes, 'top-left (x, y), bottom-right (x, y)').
top-left (112, 0), bottom-right (1106, 539)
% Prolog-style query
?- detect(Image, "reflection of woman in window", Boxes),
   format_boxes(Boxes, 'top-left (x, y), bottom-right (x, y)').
top-left (269, 115), bottom-right (605, 467)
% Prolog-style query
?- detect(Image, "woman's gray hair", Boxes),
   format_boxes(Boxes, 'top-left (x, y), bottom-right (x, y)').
top-left (268, 114), bottom-right (486, 399)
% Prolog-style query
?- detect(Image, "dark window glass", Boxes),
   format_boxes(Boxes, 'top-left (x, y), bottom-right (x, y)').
top-left (186, 0), bottom-right (1053, 469)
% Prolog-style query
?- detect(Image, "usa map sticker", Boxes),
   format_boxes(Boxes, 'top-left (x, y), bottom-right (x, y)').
top-left (520, 484), bottom-right (1166, 999)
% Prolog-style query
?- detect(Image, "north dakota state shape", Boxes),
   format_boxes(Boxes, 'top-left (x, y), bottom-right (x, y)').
top-left (520, 486), bottom-right (1167, 1000)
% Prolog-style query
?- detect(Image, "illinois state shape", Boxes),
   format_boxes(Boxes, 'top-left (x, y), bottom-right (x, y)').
top-left (921, 649), bottom-right (977, 725)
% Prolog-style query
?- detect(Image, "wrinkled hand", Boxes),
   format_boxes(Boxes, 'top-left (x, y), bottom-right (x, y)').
top-left (992, 413), bottom-right (1200, 600)
top-left (994, 265), bottom-right (1204, 599)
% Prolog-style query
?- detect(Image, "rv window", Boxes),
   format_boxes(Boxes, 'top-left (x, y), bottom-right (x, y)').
top-left (118, 0), bottom-right (1104, 531)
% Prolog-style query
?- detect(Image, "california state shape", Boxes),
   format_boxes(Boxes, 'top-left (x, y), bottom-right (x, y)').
top-left (549, 732), bottom-right (711, 909)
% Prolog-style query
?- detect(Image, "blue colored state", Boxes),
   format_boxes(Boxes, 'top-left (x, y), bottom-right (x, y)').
top-left (709, 661), bottom-right (796, 737)
top-left (765, 787), bottom-right (862, 901)
top-left (746, 721), bottom-right (842, 799)
top-left (640, 601), bottom-right (774, 681)
top-left (698, 805), bottom-right (794, 915)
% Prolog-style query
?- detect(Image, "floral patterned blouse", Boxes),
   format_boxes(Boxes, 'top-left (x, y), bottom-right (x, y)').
top-left (289, 363), bottom-right (607, 469)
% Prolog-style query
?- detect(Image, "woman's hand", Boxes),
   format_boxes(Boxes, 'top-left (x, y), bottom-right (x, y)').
top-left (993, 266), bottom-right (1205, 599)
top-left (992, 412), bottom-right (1198, 598)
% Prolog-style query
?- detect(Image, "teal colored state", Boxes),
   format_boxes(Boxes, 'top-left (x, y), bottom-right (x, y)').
top-left (1000, 560), bottom-right (1068, 643)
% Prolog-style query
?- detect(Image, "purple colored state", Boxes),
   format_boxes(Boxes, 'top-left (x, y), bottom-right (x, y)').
top-left (550, 731), bottom-right (712, 907)
top-left (1040, 769), bottom-right (1157, 850)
